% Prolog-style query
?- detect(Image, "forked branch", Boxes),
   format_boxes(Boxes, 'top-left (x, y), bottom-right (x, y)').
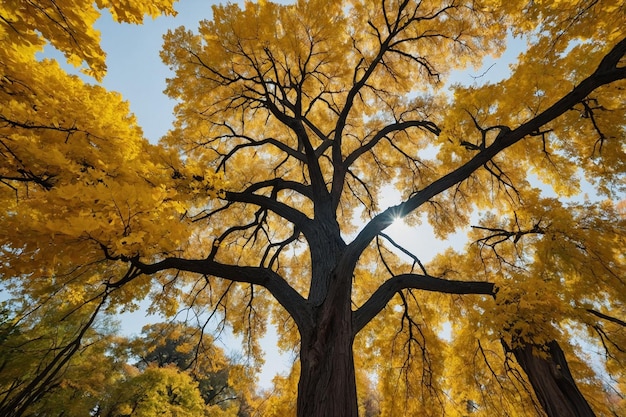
top-left (131, 257), bottom-right (314, 333)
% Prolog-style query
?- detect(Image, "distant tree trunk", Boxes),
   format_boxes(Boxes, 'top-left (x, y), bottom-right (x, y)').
top-left (512, 340), bottom-right (596, 417)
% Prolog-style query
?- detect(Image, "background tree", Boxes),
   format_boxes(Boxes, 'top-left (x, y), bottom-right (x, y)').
top-left (130, 322), bottom-right (257, 416)
top-left (1, 1), bottom-right (625, 417)
top-left (0, 305), bottom-right (257, 417)
top-left (94, 364), bottom-right (207, 417)
top-left (0, 300), bottom-right (126, 417)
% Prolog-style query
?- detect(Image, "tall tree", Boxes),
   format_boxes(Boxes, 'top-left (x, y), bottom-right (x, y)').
top-left (1, 1), bottom-right (625, 416)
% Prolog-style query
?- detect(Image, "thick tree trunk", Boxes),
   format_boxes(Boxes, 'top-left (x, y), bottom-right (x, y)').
top-left (298, 333), bottom-right (358, 417)
top-left (512, 340), bottom-right (596, 417)
top-left (297, 298), bottom-right (358, 416)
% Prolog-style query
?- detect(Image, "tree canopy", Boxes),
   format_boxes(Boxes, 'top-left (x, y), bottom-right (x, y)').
top-left (1, 0), bottom-right (625, 416)
top-left (0, 304), bottom-right (256, 417)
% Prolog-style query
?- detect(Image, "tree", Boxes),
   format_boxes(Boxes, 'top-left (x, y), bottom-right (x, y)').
top-left (0, 1), bottom-right (219, 416)
top-left (0, 300), bottom-right (127, 417)
top-left (0, 307), bottom-right (252, 417)
top-left (131, 322), bottom-right (257, 415)
top-left (2, 1), bottom-right (625, 417)
top-left (95, 364), bottom-right (207, 417)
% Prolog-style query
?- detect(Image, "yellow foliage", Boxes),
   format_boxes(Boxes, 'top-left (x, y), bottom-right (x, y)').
top-left (0, 0), bottom-right (176, 80)
top-left (103, 365), bottom-right (206, 417)
top-left (2, 0), bottom-right (626, 415)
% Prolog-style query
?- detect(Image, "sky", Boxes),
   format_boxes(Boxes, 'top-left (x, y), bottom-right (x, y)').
top-left (41, 0), bottom-right (526, 390)
top-left (94, 0), bottom-right (215, 142)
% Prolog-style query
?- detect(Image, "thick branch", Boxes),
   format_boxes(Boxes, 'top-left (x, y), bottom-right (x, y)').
top-left (218, 136), bottom-right (307, 168)
top-left (132, 258), bottom-right (313, 333)
top-left (0, 172), bottom-right (55, 190)
top-left (330, 2), bottom-right (461, 208)
top-left (353, 274), bottom-right (495, 334)
top-left (346, 36), bottom-right (626, 263)
top-left (257, 59), bottom-right (329, 204)
top-left (238, 178), bottom-right (314, 201)
top-left (587, 309), bottom-right (626, 328)
top-left (225, 189), bottom-right (312, 232)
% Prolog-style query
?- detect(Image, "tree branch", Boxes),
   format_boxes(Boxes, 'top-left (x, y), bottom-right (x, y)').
top-left (237, 178), bottom-right (313, 201)
top-left (343, 119), bottom-right (440, 169)
top-left (353, 274), bottom-right (495, 334)
top-left (587, 309), bottom-right (626, 328)
top-left (217, 135), bottom-right (307, 169)
top-left (132, 258), bottom-right (314, 333)
top-left (345, 36), bottom-right (626, 267)
top-left (224, 189), bottom-right (312, 233)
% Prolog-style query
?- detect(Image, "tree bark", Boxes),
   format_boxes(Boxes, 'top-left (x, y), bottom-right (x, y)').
top-left (297, 275), bottom-right (358, 417)
top-left (512, 340), bottom-right (596, 417)
top-left (298, 329), bottom-right (358, 417)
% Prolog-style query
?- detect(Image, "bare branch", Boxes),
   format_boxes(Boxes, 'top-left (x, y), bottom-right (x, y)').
top-left (378, 232), bottom-right (428, 275)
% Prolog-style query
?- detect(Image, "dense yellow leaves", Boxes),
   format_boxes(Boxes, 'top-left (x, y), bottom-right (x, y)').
top-left (0, 0), bottom-right (227, 320)
top-left (440, 0), bottom-right (626, 203)
top-left (102, 365), bottom-right (206, 417)
top-left (0, 0), bottom-right (176, 80)
top-left (0, 56), bottom-right (199, 269)
top-left (0, 13), bottom-right (230, 414)
top-left (412, 197), bottom-right (626, 414)
top-left (2, 0), bottom-right (626, 415)
top-left (161, 0), bottom-right (511, 215)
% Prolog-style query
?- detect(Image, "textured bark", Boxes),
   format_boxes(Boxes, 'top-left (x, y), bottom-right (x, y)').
top-left (298, 323), bottom-right (358, 417)
top-left (298, 274), bottom-right (358, 417)
top-left (297, 241), bottom-right (358, 417)
top-left (512, 340), bottom-right (596, 417)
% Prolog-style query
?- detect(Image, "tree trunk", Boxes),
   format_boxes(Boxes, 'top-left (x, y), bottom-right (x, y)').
top-left (298, 330), bottom-right (358, 417)
top-left (297, 302), bottom-right (358, 417)
top-left (512, 340), bottom-right (596, 417)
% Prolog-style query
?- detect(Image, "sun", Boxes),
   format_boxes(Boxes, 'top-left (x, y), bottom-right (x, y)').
top-left (391, 216), bottom-right (404, 228)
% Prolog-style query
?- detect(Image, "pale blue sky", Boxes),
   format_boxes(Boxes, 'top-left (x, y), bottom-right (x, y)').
top-left (95, 0), bottom-right (215, 142)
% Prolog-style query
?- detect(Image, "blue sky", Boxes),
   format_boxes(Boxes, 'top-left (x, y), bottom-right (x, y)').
top-left (94, 0), bottom-right (215, 142)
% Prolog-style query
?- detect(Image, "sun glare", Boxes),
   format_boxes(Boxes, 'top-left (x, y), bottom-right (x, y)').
top-left (391, 216), bottom-right (403, 228)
